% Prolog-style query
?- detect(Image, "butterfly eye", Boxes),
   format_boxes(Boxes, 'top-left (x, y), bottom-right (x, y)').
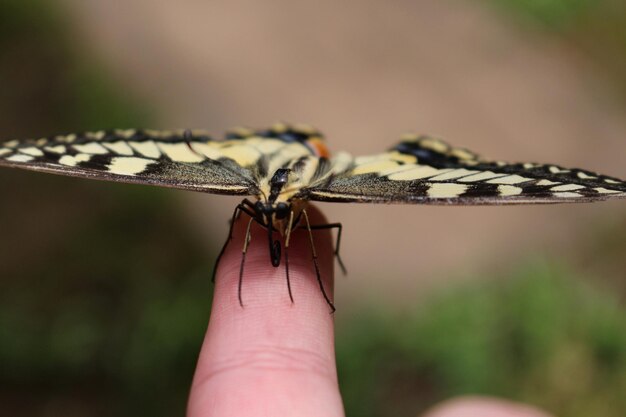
top-left (275, 202), bottom-right (289, 219)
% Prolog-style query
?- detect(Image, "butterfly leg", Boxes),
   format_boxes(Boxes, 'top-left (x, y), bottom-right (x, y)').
top-left (304, 223), bottom-right (347, 276)
top-left (284, 210), bottom-right (295, 304)
top-left (302, 209), bottom-right (336, 313)
top-left (238, 216), bottom-right (255, 307)
top-left (211, 201), bottom-right (257, 283)
top-left (239, 198), bottom-right (258, 219)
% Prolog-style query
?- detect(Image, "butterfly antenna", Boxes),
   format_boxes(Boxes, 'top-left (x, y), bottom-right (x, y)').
top-left (302, 209), bottom-right (336, 313)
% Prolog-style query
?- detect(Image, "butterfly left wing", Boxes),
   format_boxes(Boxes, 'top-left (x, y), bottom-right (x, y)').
top-left (0, 129), bottom-right (267, 194)
top-left (304, 134), bottom-right (626, 204)
top-left (0, 124), bottom-right (332, 196)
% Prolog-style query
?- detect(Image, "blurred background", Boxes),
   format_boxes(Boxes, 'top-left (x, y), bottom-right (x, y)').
top-left (0, 0), bottom-right (625, 416)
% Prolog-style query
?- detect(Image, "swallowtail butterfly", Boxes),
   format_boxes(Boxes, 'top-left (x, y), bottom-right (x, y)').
top-left (1, 123), bottom-right (625, 311)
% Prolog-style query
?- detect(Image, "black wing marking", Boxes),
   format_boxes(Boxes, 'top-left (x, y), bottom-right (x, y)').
top-left (306, 134), bottom-right (626, 204)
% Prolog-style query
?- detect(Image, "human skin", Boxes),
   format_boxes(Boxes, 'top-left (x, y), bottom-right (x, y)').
top-left (187, 205), bottom-right (552, 417)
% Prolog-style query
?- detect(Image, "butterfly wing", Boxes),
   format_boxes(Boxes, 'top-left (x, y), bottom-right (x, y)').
top-left (0, 129), bottom-right (259, 194)
top-left (0, 125), bottom-right (325, 196)
top-left (305, 134), bottom-right (626, 204)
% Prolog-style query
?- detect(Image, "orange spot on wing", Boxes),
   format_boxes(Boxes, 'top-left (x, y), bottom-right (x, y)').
top-left (308, 138), bottom-right (330, 158)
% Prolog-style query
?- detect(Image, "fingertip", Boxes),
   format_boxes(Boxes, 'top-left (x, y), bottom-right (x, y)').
top-left (189, 203), bottom-right (343, 417)
top-left (214, 203), bottom-right (335, 314)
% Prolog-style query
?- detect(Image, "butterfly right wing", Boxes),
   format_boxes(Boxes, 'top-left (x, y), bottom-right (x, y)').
top-left (304, 134), bottom-right (626, 204)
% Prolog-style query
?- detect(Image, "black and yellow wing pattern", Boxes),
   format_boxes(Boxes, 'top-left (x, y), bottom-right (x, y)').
top-left (0, 129), bottom-right (258, 194)
top-left (1, 125), bottom-right (625, 205)
top-left (305, 133), bottom-right (626, 204)
top-left (0, 125), bottom-right (329, 196)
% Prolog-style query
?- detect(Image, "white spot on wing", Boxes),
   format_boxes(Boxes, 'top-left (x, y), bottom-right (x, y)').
top-left (73, 142), bottom-right (109, 154)
top-left (551, 184), bottom-right (585, 192)
top-left (549, 166), bottom-right (570, 174)
top-left (0, 148), bottom-right (11, 156)
top-left (353, 160), bottom-right (402, 175)
top-left (426, 183), bottom-right (468, 198)
top-left (378, 164), bottom-right (417, 177)
top-left (104, 141), bottom-right (134, 156)
top-left (59, 153), bottom-right (91, 166)
top-left (108, 157), bottom-right (155, 175)
top-left (85, 131), bottom-right (106, 140)
top-left (57, 134), bottom-right (77, 143)
top-left (605, 179), bottom-right (621, 185)
top-left (157, 142), bottom-right (204, 162)
top-left (429, 168), bottom-right (478, 181)
top-left (498, 185), bottom-right (523, 196)
top-left (4, 140), bottom-right (19, 148)
top-left (6, 154), bottom-right (34, 163)
top-left (536, 179), bottom-right (560, 186)
top-left (18, 146), bottom-right (43, 156)
top-left (418, 137), bottom-right (448, 153)
top-left (389, 151), bottom-right (417, 164)
top-left (595, 187), bottom-right (621, 194)
top-left (387, 166), bottom-right (446, 181)
top-left (114, 129), bottom-right (137, 139)
top-left (190, 143), bottom-right (224, 160)
top-left (18, 147), bottom-right (44, 157)
top-left (487, 175), bottom-right (533, 185)
top-left (450, 148), bottom-right (476, 161)
top-left (129, 141), bottom-right (161, 158)
top-left (219, 145), bottom-right (261, 166)
top-left (44, 145), bottom-right (66, 154)
top-left (254, 139), bottom-right (286, 154)
top-left (458, 171), bottom-right (505, 182)
top-left (577, 172), bottom-right (597, 180)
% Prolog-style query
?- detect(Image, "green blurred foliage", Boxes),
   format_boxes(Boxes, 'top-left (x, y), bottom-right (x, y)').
top-left (0, 183), bottom-right (214, 415)
top-left (490, 0), bottom-right (596, 29)
top-left (338, 261), bottom-right (626, 417)
top-left (490, 0), bottom-right (626, 100)
top-left (0, 0), bottom-right (211, 415)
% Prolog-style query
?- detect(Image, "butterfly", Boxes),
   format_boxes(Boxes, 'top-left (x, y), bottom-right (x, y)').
top-left (1, 122), bottom-right (625, 311)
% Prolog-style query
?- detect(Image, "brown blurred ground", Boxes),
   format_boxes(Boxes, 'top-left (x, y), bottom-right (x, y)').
top-left (61, 0), bottom-right (626, 306)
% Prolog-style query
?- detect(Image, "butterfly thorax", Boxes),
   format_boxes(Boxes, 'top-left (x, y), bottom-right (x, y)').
top-left (255, 148), bottom-right (336, 233)
top-left (253, 168), bottom-right (307, 235)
